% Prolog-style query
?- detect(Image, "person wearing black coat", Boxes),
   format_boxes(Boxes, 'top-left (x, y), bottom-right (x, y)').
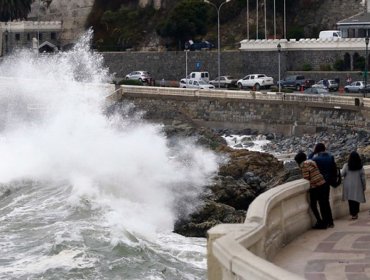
top-left (308, 143), bottom-right (335, 228)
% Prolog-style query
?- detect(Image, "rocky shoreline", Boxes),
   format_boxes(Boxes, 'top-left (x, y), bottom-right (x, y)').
top-left (110, 102), bottom-right (370, 238)
top-left (173, 127), bottom-right (370, 237)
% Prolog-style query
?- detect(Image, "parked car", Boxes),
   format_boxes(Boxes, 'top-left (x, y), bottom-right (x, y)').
top-left (125, 71), bottom-right (153, 83)
top-left (360, 84), bottom-right (370, 94)
top-left (188, 71), bottom-right (210, 82)
top-left (344, 81), bottom-right (365, 93)
top-left (237, 74), bottom-right (274, 90)
top-left (304, 87), bottom-right (329, 94)
top-left (209, 76), bottom-right (238, 88)
top-left (179, 78), bottom-right (215, 89)
top-left (277, 75), bottom-right (315, 91)
top-left (312, 79), bottom-right (339, 91)
top-left (186, 40), bottom-right (214, 51)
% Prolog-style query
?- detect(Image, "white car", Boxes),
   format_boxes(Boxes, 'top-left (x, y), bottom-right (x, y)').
top-left (179, 78), bottom-right (215, 89)
top-left (125, 71), bottom-right (152, 83)
top-left (312, 79), bottom-right (339, 92)
top-left (344, 81), bottom-right (365, 93)
top-left (209, 76), bottom-right (238, 88)
top-left (237, 74), bottom-right (274, 90)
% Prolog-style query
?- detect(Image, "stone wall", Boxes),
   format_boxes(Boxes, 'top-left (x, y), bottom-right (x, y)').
top-left (117, 89), bottom-right (369, 136)
top-left (29, 0), bottom-right (95, 45)
top-left (102, 50), bottom-right (364, 86)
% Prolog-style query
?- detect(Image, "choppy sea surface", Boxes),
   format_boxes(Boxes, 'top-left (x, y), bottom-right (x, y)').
top-left (0, 30), bottom-right (221, 280)
top-left (0, 180), bottom-right (207, 280)
top-left (222, 134), bottom-right (270, 151)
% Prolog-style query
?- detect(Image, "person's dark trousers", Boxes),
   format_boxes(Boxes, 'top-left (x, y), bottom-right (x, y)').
top-left (309, 187), bottom-right (324, 225)
top-left (348, 200), bottom-right (360, 216)
top-left (317, 183), bottom-right (334, 226)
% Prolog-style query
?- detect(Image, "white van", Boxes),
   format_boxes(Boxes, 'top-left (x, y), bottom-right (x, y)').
top-left (319, 30), bottom-right (342, 39)
top-left (188, 71), bottom-right (210, 82)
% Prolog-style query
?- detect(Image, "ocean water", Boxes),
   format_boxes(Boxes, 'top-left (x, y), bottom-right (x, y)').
top-left (223, 134), bottom-right (270, 152)
top-left (0, 30), bottom-right (220, 280)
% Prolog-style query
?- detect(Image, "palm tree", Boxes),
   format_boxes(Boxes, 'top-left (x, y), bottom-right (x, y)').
top-left (0, 0), bottom-right (33, 22)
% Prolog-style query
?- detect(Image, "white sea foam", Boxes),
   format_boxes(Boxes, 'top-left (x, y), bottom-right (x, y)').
top-left (0, 30), bottom-right (218, 279)
top-left (223, 134), bottom-right (271, 151)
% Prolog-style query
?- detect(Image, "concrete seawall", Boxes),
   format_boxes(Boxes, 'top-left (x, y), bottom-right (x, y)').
top-left (114, 85), bottom-right (370, 136)
top-left (207, 167), bottom-right (370, 280)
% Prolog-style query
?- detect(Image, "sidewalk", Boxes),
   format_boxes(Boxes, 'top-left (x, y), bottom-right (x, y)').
top-left (273, 210), bottom-right (370, 280)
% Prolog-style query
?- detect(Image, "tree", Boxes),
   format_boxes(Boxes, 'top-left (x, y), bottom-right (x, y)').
top-left (0, 0), bottom-right (33, 22)
top-left (157, 0), bottom-right (209, 49)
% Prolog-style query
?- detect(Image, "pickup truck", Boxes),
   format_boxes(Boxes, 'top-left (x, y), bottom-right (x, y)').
top-left (237, 74), bottom-right (274, 90)
top-left (277, 75), bottom-right (315, 91)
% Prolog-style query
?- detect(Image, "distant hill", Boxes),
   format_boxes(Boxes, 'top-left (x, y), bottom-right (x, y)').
top-left (32, 0), bottom-right (365, 50)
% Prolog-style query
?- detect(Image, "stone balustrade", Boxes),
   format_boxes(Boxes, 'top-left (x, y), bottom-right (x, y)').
top-left (118, 85), bottom-right (363, 108)
top-left (0, 21), bottom-right (62, 31)
top-left (240, 38), bottom-right (368, 51)
top-left (207, 166), bottom-right (370, 280)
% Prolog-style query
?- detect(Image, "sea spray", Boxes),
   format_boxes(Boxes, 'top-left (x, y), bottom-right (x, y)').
top-left (0, 30), bottom-right (220, 279)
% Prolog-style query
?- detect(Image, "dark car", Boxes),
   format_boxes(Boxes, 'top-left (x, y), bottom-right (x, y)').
top-left (277, 75), bottom-right (315, 91)
top-left (186, 40), bottom-right (214, 51)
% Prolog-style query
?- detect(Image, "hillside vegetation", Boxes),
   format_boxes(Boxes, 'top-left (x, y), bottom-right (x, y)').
top-left (85, 0), bottom-right (363, 51)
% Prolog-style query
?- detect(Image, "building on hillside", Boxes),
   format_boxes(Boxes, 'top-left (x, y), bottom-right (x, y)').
top-left (337, 0), bottom-right (370, 38)
top-left (0, 21), bottom-right (62, 56)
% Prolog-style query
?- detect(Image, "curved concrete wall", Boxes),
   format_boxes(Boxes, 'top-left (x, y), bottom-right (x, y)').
top-left (207, 166), bottom-right (370, 280)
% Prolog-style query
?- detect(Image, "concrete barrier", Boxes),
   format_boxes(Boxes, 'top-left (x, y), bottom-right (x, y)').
top-left (118, 85), bottom-right (363, 108)
top-left (207, 166), bottom-right (370, 280)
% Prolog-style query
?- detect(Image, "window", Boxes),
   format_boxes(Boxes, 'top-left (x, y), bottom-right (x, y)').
top-left (15, 33), bottom-right (20, 41)
top-left (38, 33), bottom-right (43, 41)
top-left (27, 33), bottom-right (30, 41)
top-left (51, 32), bottom-right (56, 40)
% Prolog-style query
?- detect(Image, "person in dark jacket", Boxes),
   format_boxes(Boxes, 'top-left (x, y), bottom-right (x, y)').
top-left (308, 143), bottom-right (335, 228)
top-left (295, 151), bottom-right (328, 229)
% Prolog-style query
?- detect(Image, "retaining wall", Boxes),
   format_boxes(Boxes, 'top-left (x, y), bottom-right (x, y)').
top-left (116, 85), bottom-right (370, 136)
top-left (207, 166), bottom-right (370, 280)
top-left (102, 50), bottom-right (364, 85)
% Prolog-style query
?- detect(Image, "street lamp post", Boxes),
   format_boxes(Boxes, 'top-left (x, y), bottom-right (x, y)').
top-left (277, 43), bottom-right (281, 92)
top-left (184, 42), bottom-right (190, 86)
top-left (365, 36), bottom-right (369, 97)
top-left (204, 0), bottom-right (231, 89)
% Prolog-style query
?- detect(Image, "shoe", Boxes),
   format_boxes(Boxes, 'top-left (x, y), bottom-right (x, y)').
top-left (327, 223), bottom-right (335, 228)
top-left (351, 215), bottom-right (358, 220)
top-left (312, 223), bottom-right (327, 229)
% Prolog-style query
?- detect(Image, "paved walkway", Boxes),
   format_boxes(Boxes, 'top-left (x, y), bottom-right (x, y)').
top-left (273, 210), bottom-right (370, 280)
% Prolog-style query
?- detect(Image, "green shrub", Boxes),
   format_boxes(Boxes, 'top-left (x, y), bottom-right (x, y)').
top-left (118, 79), bottom-right (143, 86)
top-left (287, 26), bottom-right (305, 41)
top-left (354, 56), bottom-right (365, 71)
top-left (333, 59), bottom-right (345, 71)
top-left (319, 64), bottom-right (332, 71)
top-left (302, 63), bottom-right (313, 71)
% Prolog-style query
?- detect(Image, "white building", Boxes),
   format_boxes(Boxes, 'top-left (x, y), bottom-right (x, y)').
top-left (0, 20), bottom-right (62, 56)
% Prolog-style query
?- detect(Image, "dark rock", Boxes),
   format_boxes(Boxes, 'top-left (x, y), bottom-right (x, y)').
top-left (174, 200), bottom-right (247, 237)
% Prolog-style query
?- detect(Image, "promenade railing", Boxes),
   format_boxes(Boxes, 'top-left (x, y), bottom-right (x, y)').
top-left (119, 85), bottom-right (365, 108)
top-left (207, 167), bottom-right (370, 280)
